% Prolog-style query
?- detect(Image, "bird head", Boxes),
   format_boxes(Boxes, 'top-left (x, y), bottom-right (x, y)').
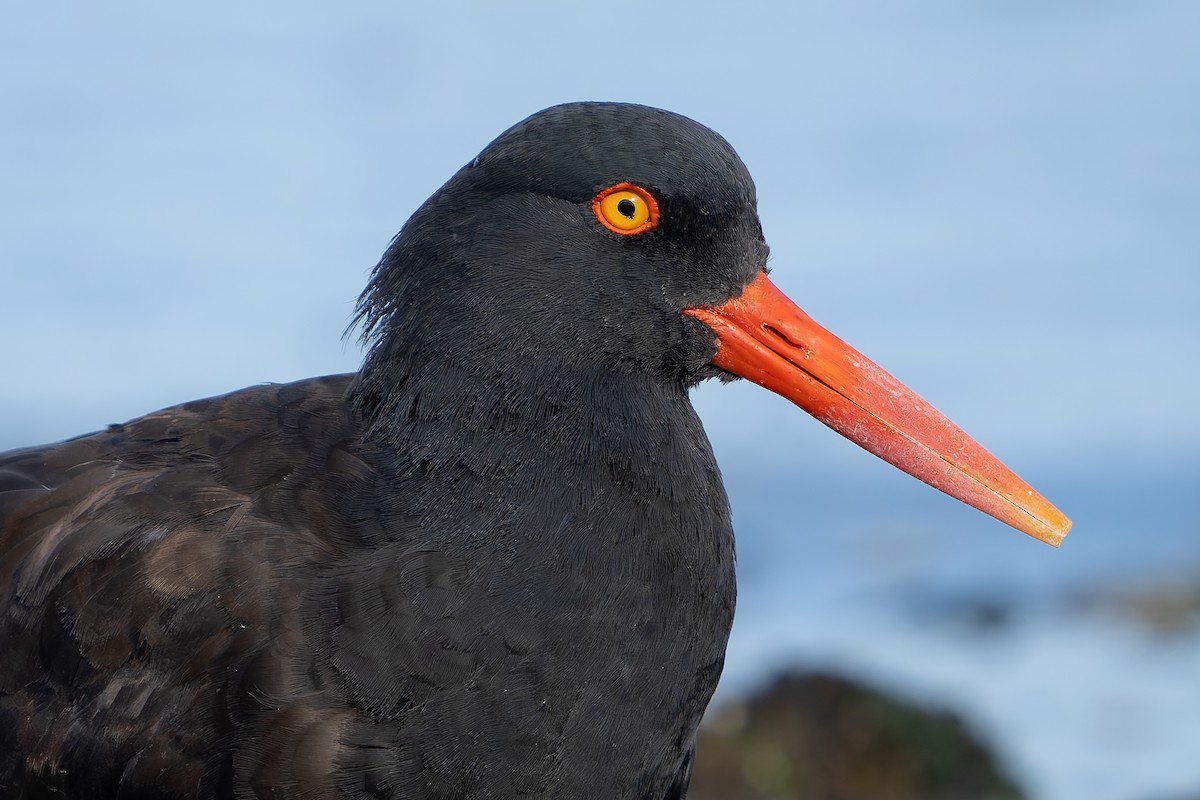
top-left (352, 102), bottom-right (1070, 546)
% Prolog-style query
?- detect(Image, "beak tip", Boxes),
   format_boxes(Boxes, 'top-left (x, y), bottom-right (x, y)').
top-left (1034, 513), bottom-right (1071, 548)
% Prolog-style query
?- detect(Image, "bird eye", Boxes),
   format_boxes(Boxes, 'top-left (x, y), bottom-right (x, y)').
top-left (592, 183), bottom-right (660, 235)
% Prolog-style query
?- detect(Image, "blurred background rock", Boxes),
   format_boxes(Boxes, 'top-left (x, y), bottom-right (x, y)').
top-left (691, 672), bottom-right (1025, 800)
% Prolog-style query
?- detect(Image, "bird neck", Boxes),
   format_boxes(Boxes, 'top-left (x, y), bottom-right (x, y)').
top-left (345, 326), bottom-right (735, 590)
top-left (349, 347), bottom-right (700, 485)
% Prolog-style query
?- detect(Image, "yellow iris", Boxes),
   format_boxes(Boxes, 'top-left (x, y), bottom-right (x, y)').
top-left (592, 183), bottom-right (660, 235)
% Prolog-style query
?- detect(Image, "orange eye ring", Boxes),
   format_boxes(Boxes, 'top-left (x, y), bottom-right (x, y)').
top-left (591, 182), bottom-right (660, 235)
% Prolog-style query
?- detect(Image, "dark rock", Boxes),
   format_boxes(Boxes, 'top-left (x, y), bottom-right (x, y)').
top-left (690, 672), bottom-right (1026, 800)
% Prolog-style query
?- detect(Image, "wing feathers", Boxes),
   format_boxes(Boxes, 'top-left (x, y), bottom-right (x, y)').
top-left (1, 376), bottom-right (366, 797)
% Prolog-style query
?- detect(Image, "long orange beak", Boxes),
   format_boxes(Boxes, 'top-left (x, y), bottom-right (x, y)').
top-left (684, 271), bottom-right (1071, 546)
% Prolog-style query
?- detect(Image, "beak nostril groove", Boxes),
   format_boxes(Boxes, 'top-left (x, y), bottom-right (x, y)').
top-left (763, 323), bottom-right (807, 353)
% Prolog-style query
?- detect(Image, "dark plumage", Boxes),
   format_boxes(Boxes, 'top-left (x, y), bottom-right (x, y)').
top-left (0, 101), bottom-right (1069, 800)
top-left (1, 103), bottom-right (757, 799)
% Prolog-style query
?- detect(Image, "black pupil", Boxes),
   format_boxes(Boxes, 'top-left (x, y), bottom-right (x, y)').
top-left (616, 198), bottom-right (637, 218)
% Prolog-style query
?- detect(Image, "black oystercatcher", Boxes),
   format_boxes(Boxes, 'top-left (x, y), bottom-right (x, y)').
top-left (0, 103), bottom-right (1069, 799)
